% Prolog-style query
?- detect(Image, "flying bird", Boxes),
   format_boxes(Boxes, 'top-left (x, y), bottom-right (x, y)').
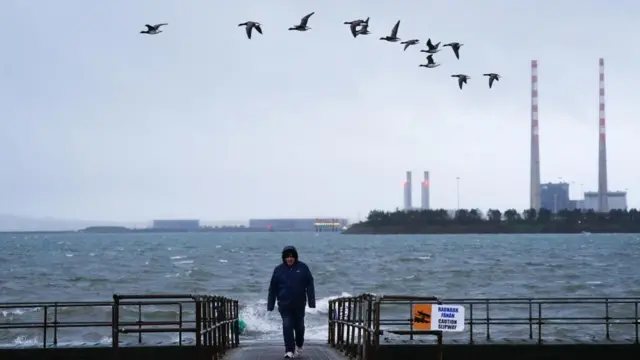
top-left (345, 18), bottom-right (369, 38)
top-left (355, 22), bottom-right (371, 37)
top-left (289, 12), bottom-right (315, 31)
top-left (401, 39), bottom-right (420, 51)
top-left (379, 20), bottom-right (401, 42)
top-left (451, 74), bottom-right (471, 89)
top-left (238, 21), bottom-right (263, 39)
top-left (420, 39), bottom-right (441, 54)
top-left (483, 73), bottom-right (501, 88)
top-left (140, 23), bottom-right (168, 35)
top-left (344, 19), bottom-right (368, 26)
top-left (419, 54), bottom-right (440, 68)
top-left (443, 42), bottom-right (463, 59)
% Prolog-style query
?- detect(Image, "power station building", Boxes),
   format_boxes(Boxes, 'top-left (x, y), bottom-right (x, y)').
top-left (530, 58), bottom-right (629, 213)
top-left (582, 191), bottom-right (627, 211)
top-left (538, 183), bottom-right (627, 212)
top-left (541, 182), bottom-right (571, 213)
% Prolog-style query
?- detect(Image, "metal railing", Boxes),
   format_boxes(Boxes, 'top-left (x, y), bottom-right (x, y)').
top-left (328, 293), bottom-right (377, 360)
top-left (1, 300), bottom-right (115, 348)
top-left (328, 294), bottom-right (640, 360)
top-left (0, 293), bottom-right (239, 358)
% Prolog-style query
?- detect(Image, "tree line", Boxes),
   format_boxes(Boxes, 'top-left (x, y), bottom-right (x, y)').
top-left (344, 208), bottom-right (640, 234)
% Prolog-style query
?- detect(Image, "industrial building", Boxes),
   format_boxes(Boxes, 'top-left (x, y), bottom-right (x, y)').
top-left (541, 182), bottom-right (571, 213)
top-left (248, 218), bottom-right (349, 232)
top-left (152, 219), bottom-right (200, 231)
top-left (539, 183), bottom-right (627, 212)
top-left (582, 191), bottom-right (627, 211)
top-left (530, 58), bottom-right (629, 213)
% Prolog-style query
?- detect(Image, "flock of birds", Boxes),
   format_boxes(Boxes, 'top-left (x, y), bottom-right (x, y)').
top-left (140, 14), bottom-right (501, 90)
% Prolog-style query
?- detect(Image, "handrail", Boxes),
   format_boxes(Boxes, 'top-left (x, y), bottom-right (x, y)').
top-left (112, 294), bottom-right (239, 359)
top-left (328, 293), bottom-right (376, 360)
top-left (328, 294), bottom-right (640, 360)
top-left (0, 293), bottom-right (239, 358)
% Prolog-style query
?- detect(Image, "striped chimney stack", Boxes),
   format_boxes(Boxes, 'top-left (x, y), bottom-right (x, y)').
top-left (529, 60), bottom-right (541, 211)
top-left (597, 58), bottom-right (609, 213)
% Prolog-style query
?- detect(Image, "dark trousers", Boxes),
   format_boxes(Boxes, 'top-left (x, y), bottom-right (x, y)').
top-left (279, 306), bottom-right (305, 352)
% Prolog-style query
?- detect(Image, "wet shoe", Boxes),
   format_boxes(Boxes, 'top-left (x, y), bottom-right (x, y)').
top-left (284, 351), bottom-right (295, 358)
top-left (295, 346), bottom-right (303, 356)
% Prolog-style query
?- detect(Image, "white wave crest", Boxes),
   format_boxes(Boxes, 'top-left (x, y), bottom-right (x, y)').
top-left (239, 292), bottom-right (352, 341)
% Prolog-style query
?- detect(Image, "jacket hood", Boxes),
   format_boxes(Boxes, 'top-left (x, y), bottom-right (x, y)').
top-left (281, 245), bottom-right (299, 263)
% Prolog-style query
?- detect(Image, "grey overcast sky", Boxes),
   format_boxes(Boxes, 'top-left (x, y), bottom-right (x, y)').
top-left (1, 0), bottom-right (639, 222)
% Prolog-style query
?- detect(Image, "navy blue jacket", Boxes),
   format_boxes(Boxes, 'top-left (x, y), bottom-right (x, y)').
top-left (267, 246), bottom-right (316, 311)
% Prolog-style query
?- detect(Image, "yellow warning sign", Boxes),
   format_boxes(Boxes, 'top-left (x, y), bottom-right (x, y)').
top-left (412, 304), bottom-right (432, 330)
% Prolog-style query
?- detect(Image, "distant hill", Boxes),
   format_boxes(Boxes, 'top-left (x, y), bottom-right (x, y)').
top-left (0, 214), bottom-right (145, 232)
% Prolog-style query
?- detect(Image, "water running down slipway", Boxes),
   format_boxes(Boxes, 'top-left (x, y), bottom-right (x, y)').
top-left (1, 232), bottom-right (640, 346)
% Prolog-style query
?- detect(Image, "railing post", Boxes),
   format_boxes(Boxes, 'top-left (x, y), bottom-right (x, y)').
top-left (195, 297), bottom-right (202, 347)
top-left (351, 296), bottom-right (359, 358)
top-left (537, 302), bottom-right (542, 344)
top-left (178, 303), bottom-right (183, 345)
top-left (208, 297), bottom-right (214, 349)
top-left (528, 299), bottom-right (533, 340)
top-left (211, 296), bottom-right (220, 360)
top-left (229, 299), bottom-right (234, 349)
top-left (137, 303), bottom-right (142, 344)
top-left (469, 303), bottom-right (474, 344)
top-left (436, 331), bottom-right (443, 360)
top-left (372, 297), bottom-right (381, 360)
top-left (42, 305), bottom-right (48, 348)
top-left (364, 295), bottom-right (372, 360)
top-left (356, 296), bottom-right (361, 358)
top-left (485, 299), bottom-right (490, 341)
top-left (224, 299), bottom-right (230, 352)
top-left (112, 294), bottom-right (120, 348)
top-left (112, 294), bottom-right (121, 360)
top-left (203, 297), bottom-right (210, 347)
top-left (328, 300), bottom-right (333, 345)
top-left (635, 301), bottom-right (639, 344)
top-left (218, 298), bottom-right (223, 352)
top-left (339, 299), bottom-right (345, 349)
top-left (408, 300), bottom-right (414, 341)
top-left (53, 303), bottom-right (59, 347)
top-left (605, 298), bottom-right (610, 340)
top-left (345, 297), bottom-right (352, 355)
top-left (356, 296), bottom-right (363, 359)
top-left (214, 297), bottom-right (220, 357)
top-left (234, 300), bottom-right (240, 347)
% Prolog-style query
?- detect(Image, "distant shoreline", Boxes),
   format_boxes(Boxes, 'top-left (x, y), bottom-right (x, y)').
top-left (343, 207), bottom-right (640, 235)
top-left (0, 226), bottom-right (317, 235)
top-left (342, 225), bottom-right (640, 235)
top-left (0, 230), bottom-right (76, 235)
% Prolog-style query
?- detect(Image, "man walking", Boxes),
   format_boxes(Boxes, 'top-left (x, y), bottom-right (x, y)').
top-left (267, 245), bottom-right (316, 359)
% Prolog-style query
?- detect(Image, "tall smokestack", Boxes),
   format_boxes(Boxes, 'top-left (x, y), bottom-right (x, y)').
top-left (597, 58), bottom-right (609, 213)
top-left (529, 60), bottom-right (541, 210)
top-left (403, 171), bottom-right (412, 211)
top-left (421, 171), bottom-right (430, 210)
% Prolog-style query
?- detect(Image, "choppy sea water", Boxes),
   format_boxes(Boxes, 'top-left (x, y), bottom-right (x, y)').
top-left (1, 232), bottom-right (640, 347)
